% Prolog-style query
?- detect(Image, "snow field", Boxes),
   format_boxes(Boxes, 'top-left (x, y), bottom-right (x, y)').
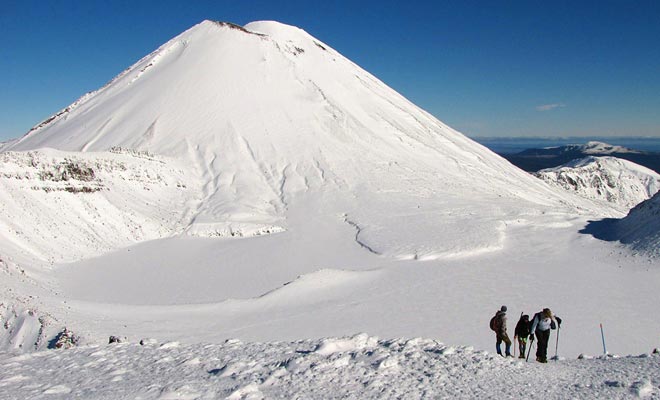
top-left (1, 334), bottom-right (659, 399)
top-left (45, 212), bottom-right (660, 358)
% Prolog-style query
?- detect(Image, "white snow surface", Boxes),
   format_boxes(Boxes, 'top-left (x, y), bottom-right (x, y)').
top-left (540, 141), bottom-right (642, 155)
top-left (614, 192), bottom-right (660, 257)
top-left (535, 156), bottom-right (660, 212)
top-left (0, 19), bottom-right (659, 396)
top-left (581, 141), bottom-right (641, 155)
top-left (0, 148), bottom-right (193, 264)
top-left (1, 336), bottom-right (660, 399)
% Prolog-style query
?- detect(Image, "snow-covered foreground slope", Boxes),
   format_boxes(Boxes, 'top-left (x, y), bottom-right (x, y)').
top-left (535, 156), bottom-right (660, 211)
top-left (1, 336), bottom-right (659, 399)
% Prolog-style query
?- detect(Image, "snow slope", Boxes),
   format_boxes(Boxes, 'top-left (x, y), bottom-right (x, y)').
top-left (535, 156), bottom-right (660, 212)
top-left (0, 19), bottom-right (658, 380)
top-left (1, 336), bottom-right (659, 399)
top-left (614, 192), bottom-right (660, 257)
top-left (0, 148), bottom-right (194, 264)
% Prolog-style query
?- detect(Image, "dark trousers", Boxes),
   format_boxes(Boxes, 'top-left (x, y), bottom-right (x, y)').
top-left (518, 337), bottom-right (527, 356)
top-left (536, 329), bottom-right (550, 360)
top-left (496, 333), bottom-right (511, 355)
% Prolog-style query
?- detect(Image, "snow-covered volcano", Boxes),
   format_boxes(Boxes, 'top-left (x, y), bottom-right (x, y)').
top-left (3, 20), bottom-right (601, 262)
top-left (1, 20), bottom-right (658, 363)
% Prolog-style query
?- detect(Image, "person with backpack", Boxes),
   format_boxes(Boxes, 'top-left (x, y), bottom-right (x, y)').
top-left (490, 305), bottom-right (512, 357)
top-left (514, 314), bottom-right (530, 359)
top-left (529, 308), bottom-right (562, 363)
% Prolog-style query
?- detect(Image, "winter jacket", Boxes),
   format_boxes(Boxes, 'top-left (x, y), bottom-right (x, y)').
top-left (494, 311), bottom-right (507, 336)
top-left (515, 317), bottom-right (530, 338)
top-left (530, 311), bottom-right (560, 333)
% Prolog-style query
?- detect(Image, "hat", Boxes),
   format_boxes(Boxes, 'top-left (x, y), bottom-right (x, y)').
top-left (501, 305), bottom-right (507, 312)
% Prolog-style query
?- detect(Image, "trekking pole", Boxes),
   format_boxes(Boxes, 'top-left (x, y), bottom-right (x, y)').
top-left (526, 338), bottom-right (535, 362)
top-left (514, 312), bottom-right (522, 359)
top-left (600, 323), bottom-right (607, 355)
top-left (514, 335), bottom-right (517, 358)
top-left (553, 326), bottom-right (560, 361)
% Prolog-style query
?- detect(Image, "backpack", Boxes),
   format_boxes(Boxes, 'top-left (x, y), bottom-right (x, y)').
top-left (490, 313), bottom-right (501, 331)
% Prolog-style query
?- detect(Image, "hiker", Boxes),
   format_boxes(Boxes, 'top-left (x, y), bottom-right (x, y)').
top-left (529, 308), bottom-right (562, 363)
top-left (514, 314), bottom-right (530, 359)
top-left (491, 305), bottom-right (512, 357)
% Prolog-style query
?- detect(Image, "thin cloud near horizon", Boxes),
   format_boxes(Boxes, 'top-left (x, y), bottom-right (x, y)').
top-left (536, 103), bottom-right (566, 112)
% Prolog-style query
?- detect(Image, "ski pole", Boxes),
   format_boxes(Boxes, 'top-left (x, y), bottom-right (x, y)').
top-left (600, 323), bottom-right (607, 355)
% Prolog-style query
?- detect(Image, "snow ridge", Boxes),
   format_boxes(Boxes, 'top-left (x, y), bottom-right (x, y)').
top-left (535, 156), bottom-right (660, 211)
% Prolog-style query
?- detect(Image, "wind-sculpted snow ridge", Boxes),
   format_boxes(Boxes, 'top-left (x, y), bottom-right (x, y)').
top-left (0, 149), bottom-right (194, 263)
top-left (535, 156), bottom-right (660, 212)
top-left (0, 335), bottom-right (659, 399)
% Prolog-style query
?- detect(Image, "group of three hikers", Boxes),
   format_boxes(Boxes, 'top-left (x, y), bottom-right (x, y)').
top-left (491, 305), bottom-right (562, 363)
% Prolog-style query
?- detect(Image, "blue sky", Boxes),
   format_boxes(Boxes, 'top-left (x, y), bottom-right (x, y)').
top-left (1, 0), bottom-right (659, 141)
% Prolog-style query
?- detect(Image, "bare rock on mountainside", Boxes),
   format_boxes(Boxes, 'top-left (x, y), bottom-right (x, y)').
top-left (53, 328), bottom-right (80, 349)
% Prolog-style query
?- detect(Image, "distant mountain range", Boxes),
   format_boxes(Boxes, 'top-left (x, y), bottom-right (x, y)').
top-left (501, 141), bottom-right (660, 174)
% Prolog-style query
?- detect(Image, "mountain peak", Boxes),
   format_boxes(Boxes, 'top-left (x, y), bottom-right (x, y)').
top-left (244, 20), bottom-right (309, 37)
top-left (197, 20), bottom-right (266, 36)
top-left (2, 19), bottom-right (604, 259)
